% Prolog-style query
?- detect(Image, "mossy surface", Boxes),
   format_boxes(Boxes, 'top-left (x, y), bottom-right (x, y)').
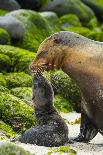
top-left (0, 9), bottom-right (8, 16)
top-left (0, 73), bottom-right (6, 86)
top-left (0, 92), bottom-right (35, 132)
top-left (40, 11), bottom-right (61, 32)
top-left (48, 145), bottom-right (77, 155)
top-left (0, 54), bottom-right (12, 73)
top-left (63, 26), bottom-right (91, 37)
top-left (60, 14), bottom-right (82, 29)
top-left (0, 142), bottom-right (32, 155)
top-left (0, 28), bottom-right (10, 45)
top-left (0, 85), bottom-right (9, 93)
top-left (54, 95), bottom-right (73, 113)
top-left (10, 87), bottom-right (32, 103)
top-left (0, 45), bottom-right (35, 73)
top-left (41, 0), bottom-right (94, 22)
top-left (0, 121), bottom-right (16, 138)
top-left (7, 10), bottom-right (53, 51)
top-left (44, 71), bottom-right (81, 112)
top-left (5, 72), bottom-right (32, 89)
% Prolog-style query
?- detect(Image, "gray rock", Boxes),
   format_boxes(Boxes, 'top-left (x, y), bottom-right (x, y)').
top-left (40, 0), bottom-right (95, 22)
top-left (0, 16), bottom-right (24, 39)
top-left (0, 0), bottom-right (20, 11)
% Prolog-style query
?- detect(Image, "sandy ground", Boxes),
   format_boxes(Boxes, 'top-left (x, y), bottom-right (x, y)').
top-left (1, 112), bottom-right (103, 155)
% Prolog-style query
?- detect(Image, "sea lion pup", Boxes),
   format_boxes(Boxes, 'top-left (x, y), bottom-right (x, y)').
top-left (30, 31), bottom-right (103, 143)
top-left (12, 73), bottom-right (69, 147)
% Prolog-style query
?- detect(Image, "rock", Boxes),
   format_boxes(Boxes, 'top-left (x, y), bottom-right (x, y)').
top-left (0, 86), bottom-right (9, 93)
top-left (0, 28), bottom-right (10, 45)
top-left (0, 16), bottom-right (24, 39)
top-left (64, 26), bottom-right (103, 42)
top-left (40, 11), bottom-right (61, 32)
top-left (16, 0), bottom-right (47, 10)
top-left (14, 52), bottom-right (36, 73)
top-left (0, 142), bottom-right (32, 155)
top-left (0, 9), bottom-right (53, 51)
top-left (63, 26), bottom-right (91, 37)
top-left (82, 0), bottom-right (103, 20)
top-left (0, 92), bottom-right (35, 132)
top-left (0, 9), bottom-right (8, 16)
top-left (0, 0), bottom-right (20, 11)
top-left (10, 87), bottom-right (32, 104)
top-left (60, 14), bottom-right (82, 30)
top-left (40, 0), bottom-right (94, 22)
top-left (5, 72), bottom-right (32, 89)
top-left (0, 73), bottom-right (6, 86)
top-left (0, 54), bottom-right (12, 73)
top-left (86, 17), bottom-right (98, 29)
top-left (0, 121), bottom-right (16, 138)
top-left (54, 95), bottom-right (73, 113)
top-left (45, 71), bottom-right (81, 112)
top-left (0, 45), bottom-right (35, 73)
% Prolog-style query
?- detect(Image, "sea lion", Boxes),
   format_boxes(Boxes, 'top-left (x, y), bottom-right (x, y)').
top-left (12, 73), bottom-right (68, 147)
top-left (30, 31), bottom-right (103, 142)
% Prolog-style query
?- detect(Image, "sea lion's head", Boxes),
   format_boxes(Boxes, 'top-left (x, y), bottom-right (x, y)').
top-left (30, 32), bottom-right (68, 74)
top-left (32, 74), bottom-right (54, 109)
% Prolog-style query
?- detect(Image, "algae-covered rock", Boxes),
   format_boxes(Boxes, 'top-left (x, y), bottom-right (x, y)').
top-left (14, 52), bottom-right (36, 73)
top-left (87, 28), bottom-right (103, 41)
top-left (40, 0), bottom-right (94, 22)
top-left (10, 87), bottom-right (32, 103)
top-left (17, 0), bottom-right (47, 10)
top-left (0, 121), bottom-right (16, 138)
top-left (45, 71), bottom-right (81, 112)
top-left (60, 14), bottom-right (82, 30)
top-left (86, 17), bottom-right (98, 29)
top-left (0, 54), bottom-right (12, 73)
top-left (0, 10), bottom-right (53, 51)
top-left (0, 45), bottom-right (35, 73)
top-left (0, 92), bottom-right (35, 132)
top-left (0, 73), bottom-right (6, 86)
top-left (0, 0), bottom-right (20, 11)
top-left (82, 0), bottom-right (103, 20)
top-left (0, 9), bottom-right (8, 16)
top-left (5, 72), bottom-right (32, 89)
top-left (0, 86), bottom-right (9, 93)
top-left (0, 28), bottom-right (10, 45)
top-left (0, 142), bottom-right (32, 155)
top-left (0, 16), bottom-right (24, 39)
top-left (54, 95), bottom-right (73, 113)
top-left (63, 26), bottom-right (91, 37)
top-left (40, 11), bottom-right (61, 32)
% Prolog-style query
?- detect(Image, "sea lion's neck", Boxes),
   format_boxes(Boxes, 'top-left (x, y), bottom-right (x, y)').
top-left (35, 104), bottom-right (57, 126)
top-left (61, 48), bottom-right (103, 92)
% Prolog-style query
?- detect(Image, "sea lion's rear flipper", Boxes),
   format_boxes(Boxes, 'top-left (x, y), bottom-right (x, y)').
top-left (73, 112), bottom-right (98, 142)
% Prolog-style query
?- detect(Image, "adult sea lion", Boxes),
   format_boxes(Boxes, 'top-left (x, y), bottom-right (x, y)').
top-left (12, 73), bottom-right (68, 147)
top-left (30, 31), bottom-right (103, 142)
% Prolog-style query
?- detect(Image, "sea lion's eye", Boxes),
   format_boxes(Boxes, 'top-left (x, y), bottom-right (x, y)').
top-left (54, 38), bottom-right (62, 44)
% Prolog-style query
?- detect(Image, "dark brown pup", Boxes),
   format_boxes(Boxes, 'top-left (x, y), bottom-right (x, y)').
top-left (12, 73), bottom-right (68, 147)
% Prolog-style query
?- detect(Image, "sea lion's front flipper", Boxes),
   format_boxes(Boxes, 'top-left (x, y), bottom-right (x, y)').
top-left (73, 112), bottom-right (98, 142)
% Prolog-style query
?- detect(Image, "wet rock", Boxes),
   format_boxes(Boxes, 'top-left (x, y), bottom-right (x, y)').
top-left (0, 28), bottom-right (10, 45)
top-left (0, 9), bottom-right (52, 51)
top-left (40, 0), bottom-right (95, 22)
top-left (0, 16), bottom-right (24, 39)
top-left (82, 0), bottom-right (103, 20)
top-left (16, 0), bottom-right (47, 10)
top-left (0, 0), bottom-right (20, 11)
